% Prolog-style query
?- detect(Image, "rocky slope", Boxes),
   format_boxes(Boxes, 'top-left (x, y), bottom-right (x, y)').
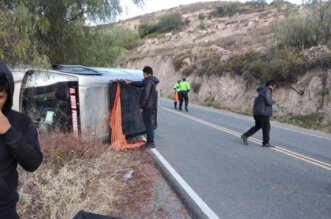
top-left (116, 2), bottom-right (331, 131)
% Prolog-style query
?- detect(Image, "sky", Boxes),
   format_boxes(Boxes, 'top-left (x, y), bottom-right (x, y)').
top-left (117, 0), bottom-right (303, 21)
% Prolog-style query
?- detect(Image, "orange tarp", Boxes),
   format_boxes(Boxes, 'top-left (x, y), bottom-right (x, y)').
top-left (109, 84), bottom-right (145, 150)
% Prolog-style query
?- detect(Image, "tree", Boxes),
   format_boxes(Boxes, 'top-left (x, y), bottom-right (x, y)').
top-left (0, 0), bottom-right (143, 65)
top-left (0, 3), bottom-right (49, 65)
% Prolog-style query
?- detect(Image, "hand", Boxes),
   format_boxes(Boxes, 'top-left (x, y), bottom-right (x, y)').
top-left (140, 108), bottom-right (143, 113)
top-left (0, 110), bottom-right (11, 134)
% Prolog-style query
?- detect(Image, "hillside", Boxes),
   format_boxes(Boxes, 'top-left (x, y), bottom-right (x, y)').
top-left (113, 1), bottom-right (331, 132)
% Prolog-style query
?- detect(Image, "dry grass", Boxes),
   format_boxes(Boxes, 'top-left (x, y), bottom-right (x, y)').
top-left (17, 132), bottom-right (174, 219)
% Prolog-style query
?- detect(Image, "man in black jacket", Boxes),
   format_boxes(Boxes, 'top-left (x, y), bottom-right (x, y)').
top-left (0, 63), bottom-right (43, 218)
top-left (126, 66), bottom-right (159, 148)
top-left (241, 80), bottom-right (277, 147)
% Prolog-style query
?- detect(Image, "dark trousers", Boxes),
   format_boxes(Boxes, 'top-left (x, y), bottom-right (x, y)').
top-left (142, 111), bottom-right (155, 144)
top-left (0, 206), bottom-right (19, 219)
top-left (174, 101), bottom-right (178, 109)
top-left (179, 91), bottom-right (189, 110)
top-left (243, 115), bottom-right (271, 145)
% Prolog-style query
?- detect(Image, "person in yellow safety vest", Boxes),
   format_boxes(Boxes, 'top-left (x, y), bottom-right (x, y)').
top-left (178, 78), bottom-right (190, 112)
top-left (173, 80), bottom-right (181, 109)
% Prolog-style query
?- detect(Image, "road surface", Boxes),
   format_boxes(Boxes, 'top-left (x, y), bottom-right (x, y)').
top-left (153, 99), bottom-right (331, 219)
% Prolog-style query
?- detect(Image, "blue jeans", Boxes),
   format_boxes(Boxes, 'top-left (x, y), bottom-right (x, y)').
top-left (179, 91), bottom-right (189, 110)
top-left (142, 111), bottom-right (155, 144)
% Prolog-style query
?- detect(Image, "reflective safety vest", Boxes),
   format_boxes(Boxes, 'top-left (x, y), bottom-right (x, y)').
top-left (174, 83), bottom-right (181, 92)
top-left (179, 81), bottom-right (190, 91)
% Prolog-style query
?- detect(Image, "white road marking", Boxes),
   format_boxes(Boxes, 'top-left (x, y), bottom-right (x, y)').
top-left (162, 107), bottom-right (331, 171)
top-left (160, 99), bottom-right (331, 141)
top-left (151, 149), bottom-right (220, 219)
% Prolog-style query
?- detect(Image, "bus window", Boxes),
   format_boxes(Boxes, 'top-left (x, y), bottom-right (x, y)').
top-left (20, 70), bottom-right (80, 134)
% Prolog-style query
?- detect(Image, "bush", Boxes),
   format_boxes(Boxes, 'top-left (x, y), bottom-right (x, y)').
top-left (198, 13), bottom-right (206, 20)
top-left (269, 48), bottom-right (307, 82)
top-left (138, 14), bottom-right (185, 38)
top-left (81, 25), bottom-right (141, 66)
top-left (199, 21), bottom-right (206, 30)
top-left (109, 27), bottom-right (139, 50)
top-left (222, 48), bottom-right (307, 82)
top-left (271, 0), bottom-right (292, 6)
top-left (273, 14), bottom-right (318, 49)
top-left (138, 21), bottom-right (159, 38)
top-left (274, 4), bottom-right (331, 50)
top-left (246, 0), bottom-right (268, 7)
top-left (185, 48), bottom-right (319, 83)
top-left (191, 82), bottom-right (202, 93)
top-left (283, 113), bottom-right (331, 133)
top-left (210, 2), bottom-right (248, 17)
top-left (158, 13), bottom-right (184, 33)
top-left (39, 132), bottom-right (104, 168)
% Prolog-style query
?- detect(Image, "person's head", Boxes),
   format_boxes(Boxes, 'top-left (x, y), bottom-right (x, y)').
top-left (143, 66), bottom-right (153, 78)
top-left (265, 80), bottom-right (277, 91)
top-left (177, 80), bottom-right (181, 83)
top-left (0, 76), bottom-right (9, 109)
top-left (183, 78), bottom-right (186, 81)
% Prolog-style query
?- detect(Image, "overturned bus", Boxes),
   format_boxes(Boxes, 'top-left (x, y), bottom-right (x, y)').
top-left (12, 65), bottom-right (156, 141)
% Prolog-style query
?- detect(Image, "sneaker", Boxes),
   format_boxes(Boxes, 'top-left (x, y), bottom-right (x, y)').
top-left (262, 143), bottom-right (274, 148)
top-left (241, 135), bottom-right (248, 145)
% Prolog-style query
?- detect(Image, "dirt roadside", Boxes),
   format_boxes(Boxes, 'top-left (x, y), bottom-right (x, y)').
top-left (17, 133), bottom-right (190, 219)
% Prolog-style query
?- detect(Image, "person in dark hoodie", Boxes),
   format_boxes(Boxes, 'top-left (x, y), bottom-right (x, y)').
top-left (126, 66), bottom-right (159, 148)
top-left (241, 80), bottom-right (277, 147)
top-left (0, 63), bottom-right (43, 219)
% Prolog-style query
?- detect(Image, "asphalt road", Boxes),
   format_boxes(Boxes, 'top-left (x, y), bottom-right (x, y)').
top-left (154, 99), bottom-right (331, 219)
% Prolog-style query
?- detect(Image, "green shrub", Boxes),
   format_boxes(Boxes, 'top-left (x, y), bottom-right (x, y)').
top-left (158, 13), bottom-right (184, 33)
top-left (271, 0), bottom-right (292, 6)
top-left (274, 3), bottom-right (331, 49)
top-left (199, 21), bottom-right (206, 30)
top-left (184, 47), bottom-right (318, 83)
top-left (247, 58), bottom-right (271, 81)
top-left (246, 0), bottom-right (267, 7)
top-left (278, 112), bottom-right (331, 133)
top-left (191, 82), bottom-right (202, 93)
top-left (198, 13), bottom-right (206, 20)
top-left (109, 26), bottom-right (139, 50)
top-left (210, 2), bottom-right (248, 17)
top-left (138, 21), bottom-right (159, 38)
top-left (273, 14), bottom-right (318, 49)
top-left (138, 13), bottom-right (185, 38)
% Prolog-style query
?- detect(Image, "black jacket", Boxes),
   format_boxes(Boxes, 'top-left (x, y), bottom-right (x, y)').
top-left (132, 75), bottom-right (159, 111)
top-left (0, 63), bottom-right (43, 214)
top-left (253, 85), bottom-right (275, 117)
